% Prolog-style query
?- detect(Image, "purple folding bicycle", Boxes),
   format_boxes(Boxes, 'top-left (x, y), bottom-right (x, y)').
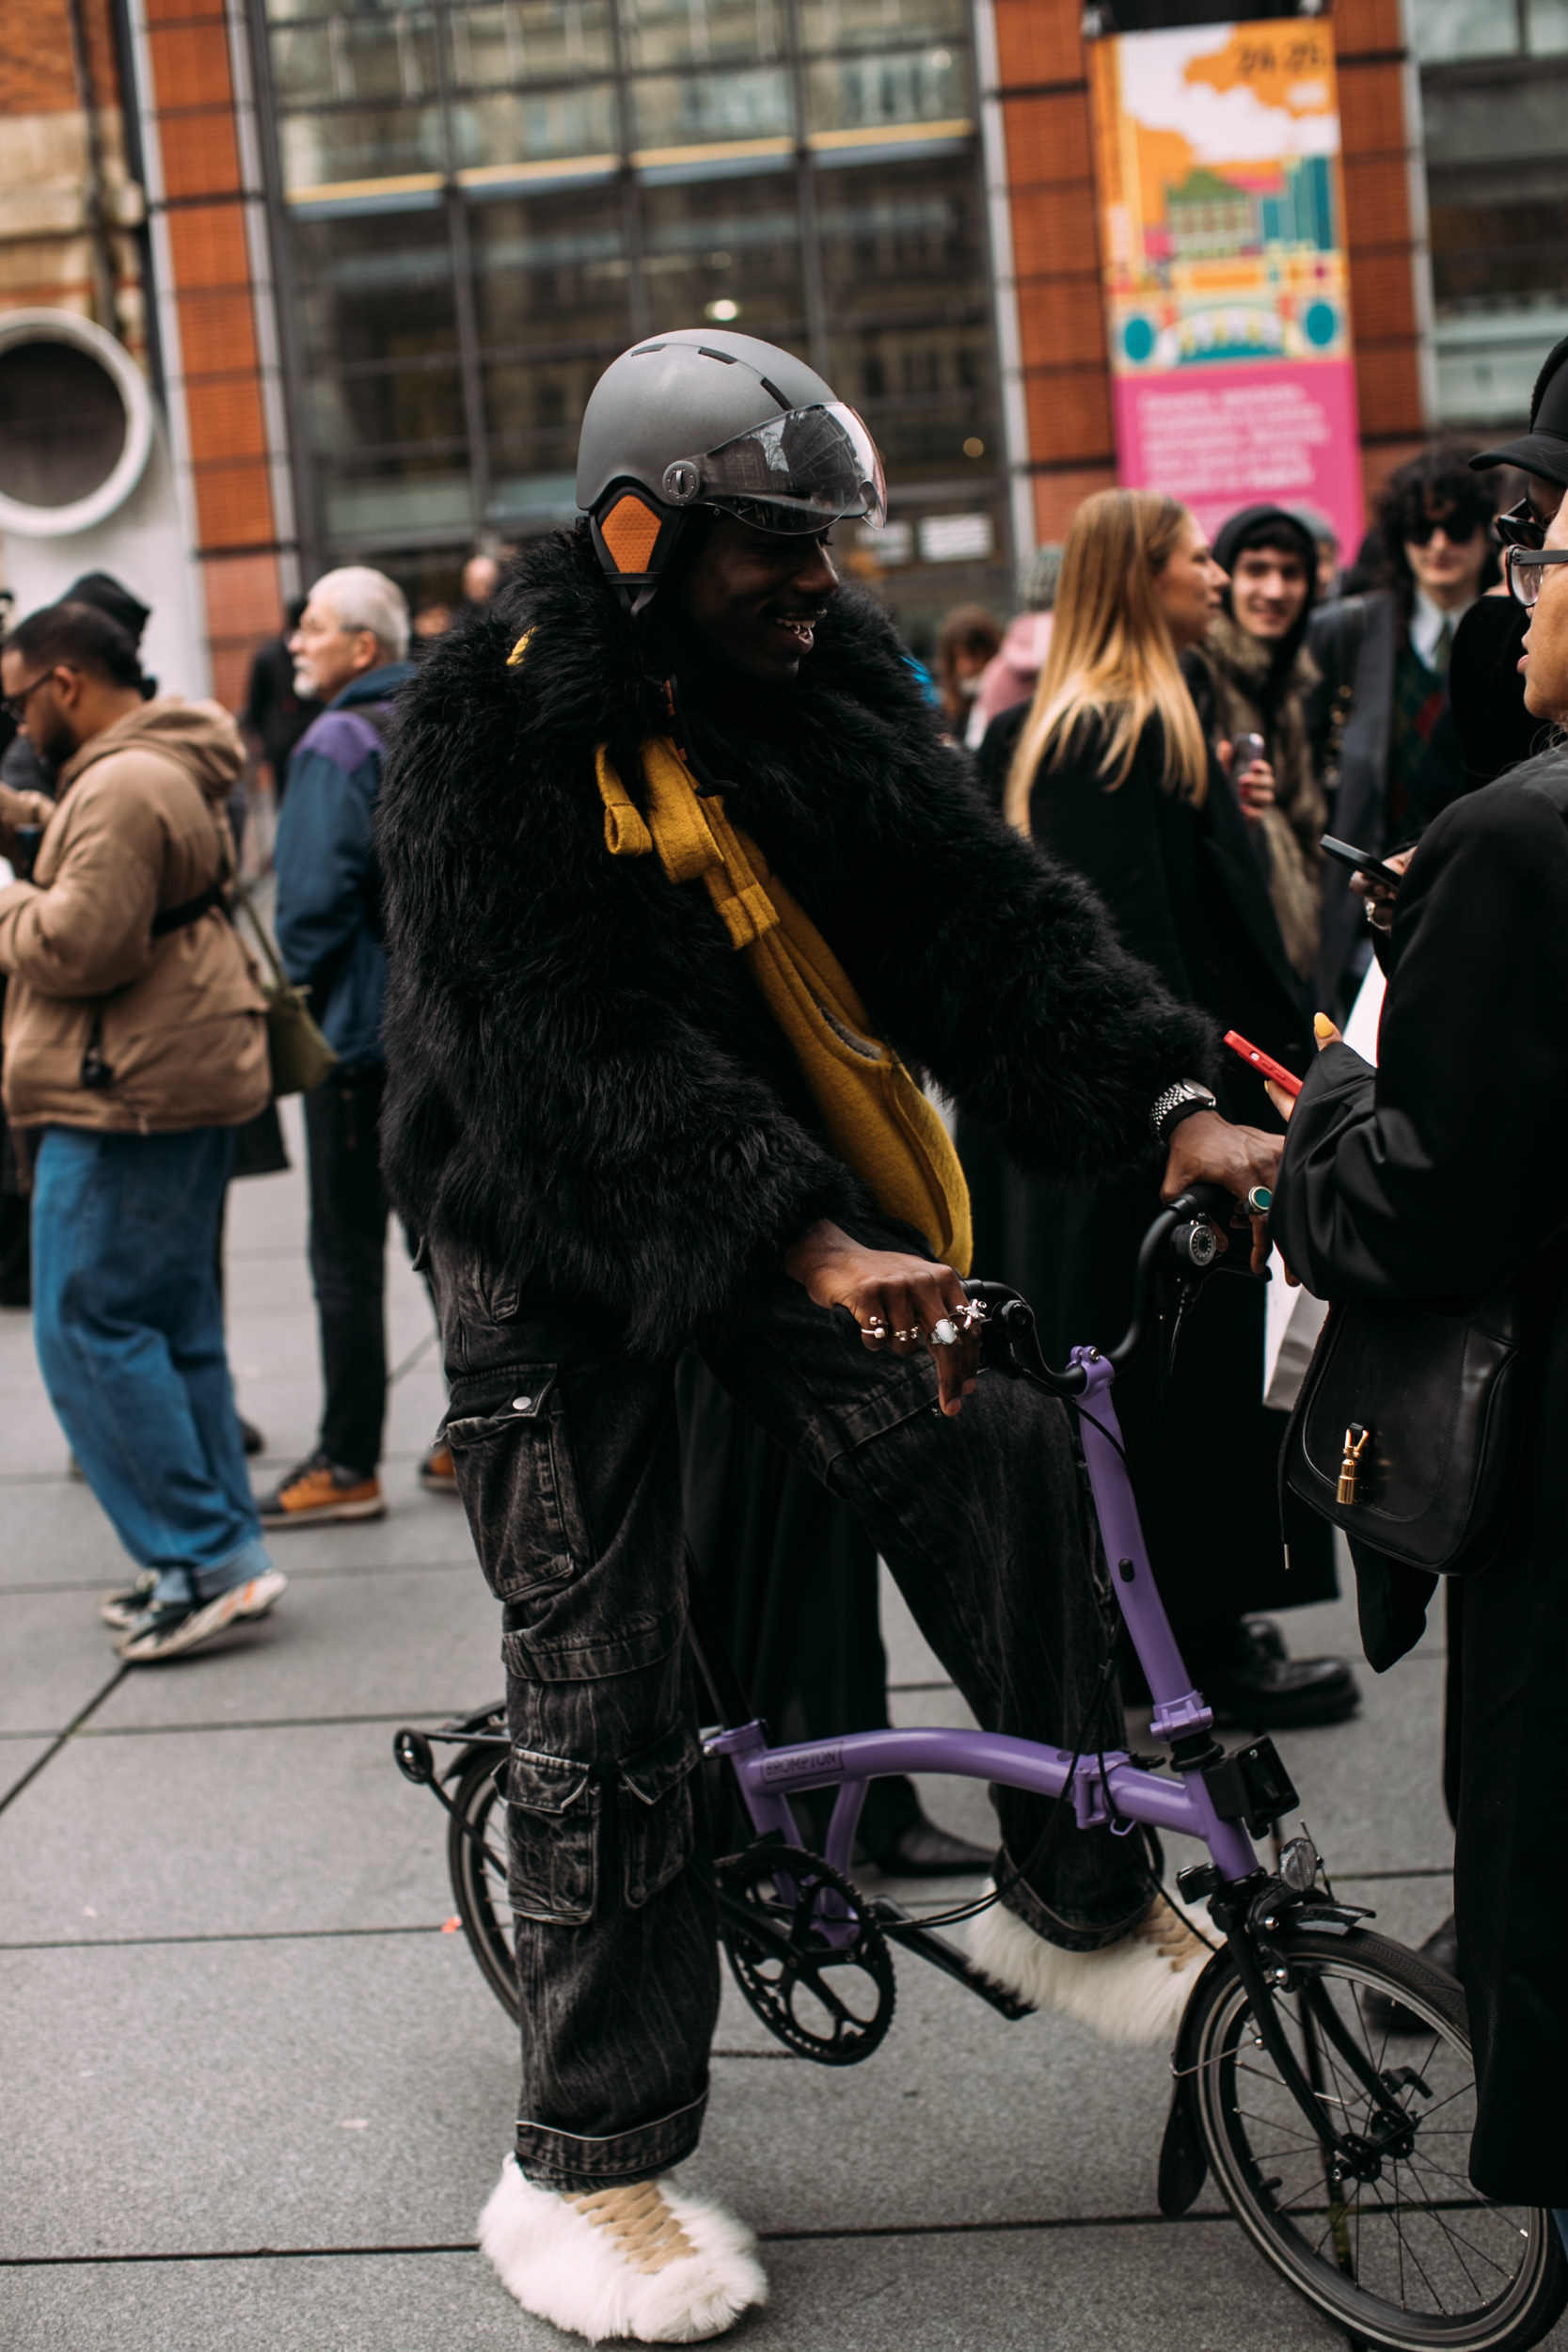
top-left (396, 1184), bottom-right (1567, 2351)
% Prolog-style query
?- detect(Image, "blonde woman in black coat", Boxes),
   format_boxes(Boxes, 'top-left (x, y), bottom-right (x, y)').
top-left (971, 487), bottom-right (1353, 1727)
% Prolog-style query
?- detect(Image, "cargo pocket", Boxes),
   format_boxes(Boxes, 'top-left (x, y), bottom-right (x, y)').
top-left (617, 1721), bottom-right (700, 1910)
top-left (507, 1746), bottom-right (599, 1926)
top-left (445, 1370), bottom-right (591, 1604)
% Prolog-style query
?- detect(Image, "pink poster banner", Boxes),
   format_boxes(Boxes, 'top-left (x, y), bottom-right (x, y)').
top-left (1111, 358), bottom-right (1363, 558)
top-left (1087, 19), bottom-right (1365, 560)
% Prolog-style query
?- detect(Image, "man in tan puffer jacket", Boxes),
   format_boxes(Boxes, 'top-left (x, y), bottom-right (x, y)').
top-left (0, 599), bottom-right (285, 1661)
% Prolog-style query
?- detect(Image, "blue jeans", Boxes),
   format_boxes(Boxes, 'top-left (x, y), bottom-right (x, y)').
top-left (33, 1126), bottom-right (272, 1606)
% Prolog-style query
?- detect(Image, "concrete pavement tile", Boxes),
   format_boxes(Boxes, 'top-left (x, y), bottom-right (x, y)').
top-left (0, 2224), bottom-right (1346, 2352)
top-left (0, 1721), bottom-right (456, 1941)
top-left (0, 1740), bottom-right (57, 1810)
top-left (0, 2254), bottom-right (545, 2352)
top-left (0, 1481), bottom-right (141, 1593)
top-left (0, 1391), bottom-right (74, 1480)
top-left (0, 1593), bottom-right (122, 1736)
top-left (0, 1925), bottom-right (1202, 2258)
top-left (90, 1564), bottom-right (500, 1731)
top-left (0, 1936), bottom-right (516, 2259)
top-left (230, 1498), bottom-right (478, 1574)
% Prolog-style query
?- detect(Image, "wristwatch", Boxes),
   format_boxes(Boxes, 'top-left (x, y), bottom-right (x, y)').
top-left (1149, 1078), bottom-right (1217, 1148)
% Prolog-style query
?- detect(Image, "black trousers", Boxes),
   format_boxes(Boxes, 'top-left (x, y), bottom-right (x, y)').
top-left (433, 1216), bottom-right (1152, 2194)
top-left (303, 1062), bottom-right (389, 1476)
top-left (675, 1355), bottom-right (924, 1858)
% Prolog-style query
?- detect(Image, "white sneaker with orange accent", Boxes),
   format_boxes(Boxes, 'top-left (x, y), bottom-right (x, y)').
top-left (966, 1887), bottom-right (1212, 2046)
top-left (116, 1571), bottom-right (288, 1663)
top-left (479, 2157), bottom-right (767, 2344)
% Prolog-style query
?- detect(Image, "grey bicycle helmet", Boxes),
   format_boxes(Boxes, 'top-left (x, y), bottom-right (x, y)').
top-left (577, 327), bottom-right (886, 612)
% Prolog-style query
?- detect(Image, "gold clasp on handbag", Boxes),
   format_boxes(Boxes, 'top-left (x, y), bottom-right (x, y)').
top-left (1338, 1423), bottom-right (1370, 1505)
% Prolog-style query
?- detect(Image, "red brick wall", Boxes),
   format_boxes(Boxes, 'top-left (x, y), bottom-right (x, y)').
top-left (996, 0), bottom-right (1431, 544)
top-left (144, 0), bottom-right (283, 706)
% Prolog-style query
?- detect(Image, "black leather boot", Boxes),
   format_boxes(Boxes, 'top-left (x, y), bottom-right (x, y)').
top-left (1193, 1616), bottom-right (1360, 1731)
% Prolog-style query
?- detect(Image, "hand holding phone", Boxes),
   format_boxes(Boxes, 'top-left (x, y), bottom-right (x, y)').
top-left (1320, 834), bottom-right (1406, 892)
top-left (1224, 1030), bottom-right (1302, 1097)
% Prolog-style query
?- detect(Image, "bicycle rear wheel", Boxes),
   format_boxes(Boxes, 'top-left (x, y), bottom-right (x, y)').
top-left (1188, 1924), bottom-right (1566, 2351)
top-left (447, 1745), bottom-right (519, 2026)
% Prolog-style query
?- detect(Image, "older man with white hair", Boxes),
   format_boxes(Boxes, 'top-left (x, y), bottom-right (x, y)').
top-left (261, 566), bottom-right (420, 1528)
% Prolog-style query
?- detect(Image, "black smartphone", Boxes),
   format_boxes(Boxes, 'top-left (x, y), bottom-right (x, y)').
top-left (1321, 834), bottom-right (1405, 891)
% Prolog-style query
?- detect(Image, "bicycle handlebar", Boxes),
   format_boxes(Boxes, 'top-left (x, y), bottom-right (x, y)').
top-left (962, 1181), bottom-right (1241, 1398)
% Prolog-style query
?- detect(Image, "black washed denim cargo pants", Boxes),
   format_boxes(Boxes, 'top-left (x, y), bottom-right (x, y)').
top-left (431, 1221), bottom-right (1151, 2193)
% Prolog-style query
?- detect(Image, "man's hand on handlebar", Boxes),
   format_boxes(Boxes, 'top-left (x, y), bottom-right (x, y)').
top-left (783, 1220), bottom-right (979, 1416)
top-left (1160, 1109), bottom-right (1282, 1274)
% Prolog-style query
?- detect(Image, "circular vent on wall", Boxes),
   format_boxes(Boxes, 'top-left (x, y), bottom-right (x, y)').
top-left (0, 310), bottom-right (152, 539)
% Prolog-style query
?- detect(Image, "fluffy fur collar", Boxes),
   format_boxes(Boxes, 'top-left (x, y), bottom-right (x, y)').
top-left (378, 529), bottom-right (1212, 1346)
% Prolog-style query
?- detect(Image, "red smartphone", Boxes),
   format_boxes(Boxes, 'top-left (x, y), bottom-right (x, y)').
top-left (1224, 1029), bottom-right (1302, 1097)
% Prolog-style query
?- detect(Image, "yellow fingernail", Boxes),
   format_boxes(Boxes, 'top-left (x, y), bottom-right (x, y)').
top-left (1313, 1013), bottom-right (1337, 1040)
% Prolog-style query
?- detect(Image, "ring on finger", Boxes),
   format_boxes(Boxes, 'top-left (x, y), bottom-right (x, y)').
top-left (1245, 1184), bottom-right (1272, 1216)
top-left (894, 1325), bottom-right (921, 1343)
top-left (862, 1319), bottom-right (888, 1341)
top-left (930, 1316), bottom-right (958, 1347)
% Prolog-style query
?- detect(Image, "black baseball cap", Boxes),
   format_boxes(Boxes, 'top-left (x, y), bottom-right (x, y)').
top-left (1471, 335), bottom-right (1568, 487)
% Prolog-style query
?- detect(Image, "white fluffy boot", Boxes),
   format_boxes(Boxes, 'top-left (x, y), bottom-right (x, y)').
top-left (967, 1888), bottom-right (1212, 2046)
top-left (478, 2157), bottom-right (768, 2344)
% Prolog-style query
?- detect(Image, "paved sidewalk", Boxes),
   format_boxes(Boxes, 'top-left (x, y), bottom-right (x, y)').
top-left (2, 1109), bottom-right (1560, 2351)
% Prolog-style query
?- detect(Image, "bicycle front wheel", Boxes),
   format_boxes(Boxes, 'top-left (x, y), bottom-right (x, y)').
top-left (1189, 1924), bottom-right (1566, 2352)
top-left (447, 1746), bottom-right (519, 2025)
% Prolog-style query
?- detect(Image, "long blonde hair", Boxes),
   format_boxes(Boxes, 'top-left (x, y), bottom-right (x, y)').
top-left (1003, 489), bottom-right (1209, 834)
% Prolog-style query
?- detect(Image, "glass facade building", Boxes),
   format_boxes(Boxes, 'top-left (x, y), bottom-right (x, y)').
top-left (1413, 0), bottom-right (1568, 429)
top-left (250, 0), bottom-right (1012, 638)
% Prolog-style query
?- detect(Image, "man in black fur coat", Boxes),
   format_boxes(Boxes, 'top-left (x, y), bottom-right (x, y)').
top-left (377, 330), bottom-right (1281, 2341)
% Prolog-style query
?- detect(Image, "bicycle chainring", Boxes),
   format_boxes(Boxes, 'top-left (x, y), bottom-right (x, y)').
top-left (717, 1842), bottom-right (895, 2067)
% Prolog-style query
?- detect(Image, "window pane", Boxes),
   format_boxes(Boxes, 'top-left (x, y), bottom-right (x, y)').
top-left (799, 0), bottom-right (965, 54)
top-left (453, 83), bottom-right (620, 167)
top-left (816, 157), bottom-right (987, 319)
top-left (1409, 0), bottom-right (1519, 59)
top-left (630, 65), bottom-right (792, 147)
top-left (1528, 0), bottom-right (1568, 52)
top-left (445, 0), bottom-right (614, 87)
top-left (483, 358), bottom-right (603, 528)
top-left (623, 0), bottom-right (783, 70)
top-left (470, 187), bottom-right (632, 350)
top-left (292, 213), bottom-right (457, 366)
top-left (306, 365), bottom-right (467, 458)
top-left (640, 172), bottom-right (804, 335)
top-left (806, 43), bottom-right (972, 135)
top-left (280, 104), bottom-right (446, 187)
top-left (264, 0), bottom-right (428, 24)
top-left (270, 14), bottom-right (438, 107)
top-left (320, 461), bottom-right (476, 541)
top-left (830, 326), bottom-right (995, 477)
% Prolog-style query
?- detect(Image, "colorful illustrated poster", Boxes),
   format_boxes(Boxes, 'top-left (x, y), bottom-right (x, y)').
top-left (1087, 18), bottom-right (1363, 556)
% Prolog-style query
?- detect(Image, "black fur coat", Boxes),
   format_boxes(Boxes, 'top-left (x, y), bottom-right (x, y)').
top-left (377, 527), bottom-right (1214, 1351)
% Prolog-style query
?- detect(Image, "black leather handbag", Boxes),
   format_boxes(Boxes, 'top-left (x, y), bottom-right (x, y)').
top-left (1282, 1285), bottom-right (1526, 1576)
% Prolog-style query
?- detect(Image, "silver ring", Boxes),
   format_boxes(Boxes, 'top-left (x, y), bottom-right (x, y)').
top-left (894, 1326), bottom-right (921, 1343)
top-left (930, 1317), bottom-right (958, 1347)
top-left (862, 1320), bottom-right (888, 1341)
top-left (1245, 1185), bottom-right (1273, 1216)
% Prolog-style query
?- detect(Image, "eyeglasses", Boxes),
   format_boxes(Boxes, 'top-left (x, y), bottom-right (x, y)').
top-left (1403, 513), bottom-right (1484, 548)
top-left (0, 672), bottom-right (55, 726)
top-left (1497, 496), bottom-right (1547, 552)
top-left (1505, 544), bottom-right (1568, 608)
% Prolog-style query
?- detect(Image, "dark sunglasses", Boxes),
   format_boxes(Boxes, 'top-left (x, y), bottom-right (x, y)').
top-left (1403, 511), bottom-right (1484, 548)
top-left (0, 672), bottom-right (55, 726)
top-left (1497, 496), bottom-right (1547, 551)
top-left (1505, 543), bottom-right (1568, 608)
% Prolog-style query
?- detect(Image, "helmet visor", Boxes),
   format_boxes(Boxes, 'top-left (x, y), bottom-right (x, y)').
top-left (667, 403), bottom-right (886, 533)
